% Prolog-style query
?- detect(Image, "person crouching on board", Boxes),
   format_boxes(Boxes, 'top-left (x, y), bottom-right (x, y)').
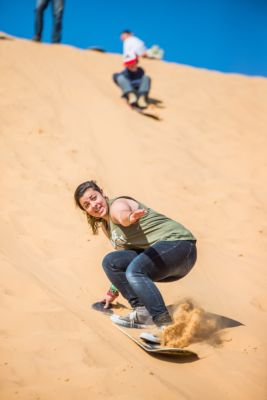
top-left (113, 54), bottom-right (151, 109)
top-left (74, 180), bottom-right (197, 332)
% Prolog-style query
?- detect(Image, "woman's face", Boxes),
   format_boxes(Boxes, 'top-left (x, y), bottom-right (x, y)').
top-left (79, 188), bottom-right (108, 219)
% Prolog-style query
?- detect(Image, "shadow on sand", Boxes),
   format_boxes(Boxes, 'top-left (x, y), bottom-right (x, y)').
top-left (147, 98), bottom-right (165, 108)
top-left (149, 352), bottom-right (199, 363)
top-left (168, 303), bottom-right (243, 327)
top-left (167, 304), bottom-right (243, 330)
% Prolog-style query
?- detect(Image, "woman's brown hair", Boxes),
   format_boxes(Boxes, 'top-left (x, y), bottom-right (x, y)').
top-left (74, 180), bottom-right (107, 235)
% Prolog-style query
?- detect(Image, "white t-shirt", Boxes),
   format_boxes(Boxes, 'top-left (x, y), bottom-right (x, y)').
top-left (123, 36), bottom-right (147, 57)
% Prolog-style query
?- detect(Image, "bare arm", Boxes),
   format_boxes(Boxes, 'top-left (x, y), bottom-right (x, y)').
top-left (110, 198), bottom-right (146, 226)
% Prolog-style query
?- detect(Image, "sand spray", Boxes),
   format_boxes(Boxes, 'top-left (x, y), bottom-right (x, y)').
top-left (161, 299), bottom-right (225, 348)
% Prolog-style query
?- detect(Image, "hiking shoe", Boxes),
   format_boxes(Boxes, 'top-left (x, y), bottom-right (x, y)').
top-left (127, 92), bottom-right (138, 105)
top-left (110, 306), bottom-right (153, 328)
top-left (153, 310), bottom-right (172, 327)
top-left (137, 95), bottom-right (148, 109)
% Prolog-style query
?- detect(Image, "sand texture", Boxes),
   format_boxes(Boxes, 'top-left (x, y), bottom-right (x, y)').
top-left (0, 35), bottom-right (267, 400)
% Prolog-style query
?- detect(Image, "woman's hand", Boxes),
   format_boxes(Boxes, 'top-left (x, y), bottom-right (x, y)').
top-left (128, 209), bottom-right (147, 224)
top-left (110, 198), bottom-right (147, 226)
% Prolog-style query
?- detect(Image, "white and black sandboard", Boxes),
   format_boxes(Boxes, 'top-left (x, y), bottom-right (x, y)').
top-left (114, 325), bottom-right (198, 357)
top-left (91, 302), bottom-right (198, 357)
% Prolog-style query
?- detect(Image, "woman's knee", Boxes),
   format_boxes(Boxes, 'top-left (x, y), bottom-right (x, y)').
top-left (125, 268), bottom-right (136, 284)
top-left (126, 262), bottom-right (147, 282)
top-left (102, 252), bottom-right (118, 272)
top-left (102, 250), bottom-right (138, 273)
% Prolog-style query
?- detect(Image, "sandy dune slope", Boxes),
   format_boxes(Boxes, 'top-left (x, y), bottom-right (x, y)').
top-left (0, 35), bottom-right (267, 400)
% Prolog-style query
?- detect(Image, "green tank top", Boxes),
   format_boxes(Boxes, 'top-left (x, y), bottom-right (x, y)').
top-left (107, 197), bottom-right (196, 250)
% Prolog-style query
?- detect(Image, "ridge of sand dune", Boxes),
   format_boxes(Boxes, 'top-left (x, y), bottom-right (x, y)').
top-left (0, 36), bottom-right (267, 400)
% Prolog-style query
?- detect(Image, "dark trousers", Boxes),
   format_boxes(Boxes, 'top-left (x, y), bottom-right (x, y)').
top-left (34, 0), bottom-right (64, 43)
top-left (102, 240), bottom-right (197, 320)
top-left (113, 73), bottom-right (151, 97)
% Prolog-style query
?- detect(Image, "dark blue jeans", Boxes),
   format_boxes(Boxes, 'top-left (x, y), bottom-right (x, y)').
top-left (102, 240), bottom-right (197, 322)
top-left (113, 73), bottom-right (151, 97)
top-left (34, 0), bottom-right (64, 43)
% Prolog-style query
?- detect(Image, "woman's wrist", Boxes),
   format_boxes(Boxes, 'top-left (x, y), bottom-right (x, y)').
top-left (107, 284), bottom-right (119, 299)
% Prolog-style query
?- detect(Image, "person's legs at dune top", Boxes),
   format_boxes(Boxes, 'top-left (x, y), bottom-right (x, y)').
top-left (33, 0), bottom-right (64, 43)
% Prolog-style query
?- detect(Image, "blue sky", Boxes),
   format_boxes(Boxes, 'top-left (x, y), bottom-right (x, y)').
top-left (0, 0), bottom-right (266, 76)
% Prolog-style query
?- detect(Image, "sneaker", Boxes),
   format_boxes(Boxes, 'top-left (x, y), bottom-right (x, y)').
top-left (153, 311), bottom-right (172, 327)
top-left (140, 324), bottom-right (168, 344)
top-left (140, 311), bottom-right (172, 343)
top-left (127, 92), bottom-right (137, 105)
top-left (110, 306), bottom-right (153, 328)
top-left (140, 331), bottom-right (161, 344)
top-left (137, 95), bottom-right (148, 109)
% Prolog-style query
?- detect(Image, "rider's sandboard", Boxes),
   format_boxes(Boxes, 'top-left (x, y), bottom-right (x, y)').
top-left (114, 325), bottom-right (198, 357)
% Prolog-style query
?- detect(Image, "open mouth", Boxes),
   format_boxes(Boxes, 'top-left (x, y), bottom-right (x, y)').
top-left (95, 206), bottom-right (103, 214)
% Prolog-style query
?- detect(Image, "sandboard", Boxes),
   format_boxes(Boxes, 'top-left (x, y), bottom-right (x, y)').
top-left (92, 302), bottom-right (198, 357)
top-left (114, 325), bottom-right (198, 357)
